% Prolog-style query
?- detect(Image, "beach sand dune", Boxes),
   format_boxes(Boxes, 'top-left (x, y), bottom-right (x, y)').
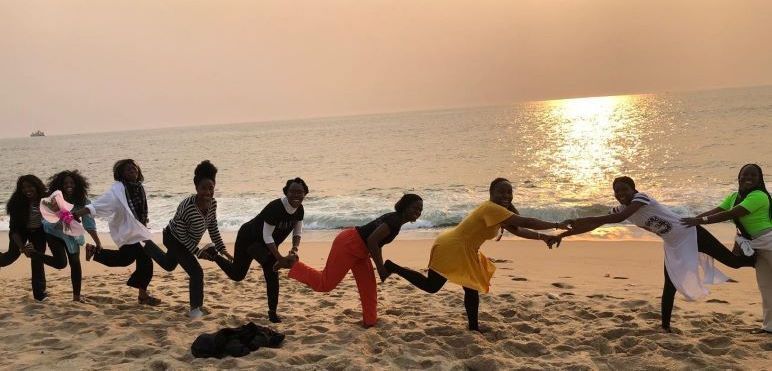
top-left (0, 235), bottom-right (770, 370)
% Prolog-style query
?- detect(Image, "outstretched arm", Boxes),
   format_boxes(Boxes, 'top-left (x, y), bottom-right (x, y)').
top-left (681, 206), bottom-right (749, 227)
top-left (504, 226), bottom-right (562, 249)
top-left (501, 214), bottom-right (566, 231)
top-left (560, 202), bottom-right (645, 238)
top-left (504, 225), bottom-right (560, 242)
top-left (366, 224), bottom-right (392, 282)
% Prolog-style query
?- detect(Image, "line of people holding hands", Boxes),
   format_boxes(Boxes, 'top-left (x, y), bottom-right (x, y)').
top-left (2, 159), bottom-right (769, 334)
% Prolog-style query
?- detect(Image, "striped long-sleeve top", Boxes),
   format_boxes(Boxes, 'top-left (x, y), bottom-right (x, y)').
top-left (166, 195), bottom-right (226, 256)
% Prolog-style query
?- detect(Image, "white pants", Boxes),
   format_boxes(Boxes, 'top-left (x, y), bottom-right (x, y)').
top-left (756, 249), bottom-right (772, 331)
top-left (751, 231), bottom-right (772, 331)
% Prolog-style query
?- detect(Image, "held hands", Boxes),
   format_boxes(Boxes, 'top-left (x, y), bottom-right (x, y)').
top-left (554, 220), bottom-right (572, 230)
top-left (222, 250), bottom-right (235, 263)
top-left (272, 254), bottom-right (298, 271)
top-left (543, 235), bottom-right (562, 249)
top-left (42, 199), bottom-right (60, 213)
top-left (680, 217), bottom-right (700, 227)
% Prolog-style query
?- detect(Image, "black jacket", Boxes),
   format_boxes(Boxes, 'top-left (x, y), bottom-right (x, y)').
top-left (191, 322), bottom-right (284, 358)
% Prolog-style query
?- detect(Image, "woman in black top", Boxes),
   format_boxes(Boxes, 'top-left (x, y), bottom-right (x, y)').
top-left (1, 175), bottom-right (67, 301)
top-left (211, 178), bottom-right (308, 323)
top-left (274, 194), bottom-right (423, 328)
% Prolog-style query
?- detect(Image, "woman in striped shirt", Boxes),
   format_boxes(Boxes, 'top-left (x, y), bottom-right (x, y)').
top-left (143, 160), bottom-right (228, 319)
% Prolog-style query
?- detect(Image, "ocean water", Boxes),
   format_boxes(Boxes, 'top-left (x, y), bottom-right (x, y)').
top-left (1, 86), bottom-right (770, 239)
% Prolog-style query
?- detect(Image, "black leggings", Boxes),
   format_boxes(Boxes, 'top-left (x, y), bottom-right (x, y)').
top-left (93, 242), bottom-right (154, 290)
top-left (385, 261), bottom-right (480, 330)
top-left (214, 227), bottom-right (279, 314)
top-left (45, 235), bottom-right (83, 297)
top-left (661, 226), bottom-right (755, 329)
top-left (143, 229), bottom-right (204, 309)
top-left (1, 229), bottom-right (68, 300)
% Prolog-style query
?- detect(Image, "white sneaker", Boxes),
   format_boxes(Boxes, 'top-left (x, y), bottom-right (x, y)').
top-left (189, 308), bottom-right (204, 319)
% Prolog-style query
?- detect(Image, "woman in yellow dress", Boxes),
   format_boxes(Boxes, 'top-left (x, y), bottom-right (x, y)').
top-left (385, 178), bottom-right (566, 331)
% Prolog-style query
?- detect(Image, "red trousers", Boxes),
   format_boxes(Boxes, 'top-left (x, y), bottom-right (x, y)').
top-left (288, 228), bottom-right (377, 326)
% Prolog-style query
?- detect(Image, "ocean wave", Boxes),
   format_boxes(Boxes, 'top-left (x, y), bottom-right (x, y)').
top-left (0, 195), bottom-right (713, 233)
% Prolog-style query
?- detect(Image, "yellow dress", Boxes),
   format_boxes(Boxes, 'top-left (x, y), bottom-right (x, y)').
top-left (428, 201), bottom-right (514, 293)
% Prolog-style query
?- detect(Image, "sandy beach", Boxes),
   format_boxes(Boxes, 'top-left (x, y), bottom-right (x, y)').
top-left (0, 227), bottom-right (770, 370)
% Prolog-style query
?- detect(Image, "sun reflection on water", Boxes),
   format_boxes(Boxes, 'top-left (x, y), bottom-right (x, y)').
top-left (540, 95), bottom-right (642, 198)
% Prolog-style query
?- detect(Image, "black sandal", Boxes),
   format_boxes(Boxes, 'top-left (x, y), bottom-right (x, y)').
top-left (138, 295), bottom-right (162, 306)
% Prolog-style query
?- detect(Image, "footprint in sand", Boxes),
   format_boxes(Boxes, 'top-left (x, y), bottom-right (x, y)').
top-left (148, 360), bottom-right (171, 371)
top-left (620, 299), bottom-right (648, 308)
top-left (489, 258), bottom-right (512, 263)
top-left (706, 299), bottom-right (730, 304)
top-left (309, 325), bottom-right (329, 333)
top-left (612, 276), bottom-right (629, 280)
top-left (32, 338), bottom-right (61, 346)
top-left (502, 340), bottom-right (550, 357)
top-left (600, 327), bottom-right (634, 340)
top-left (399, 331), bottom-right (425, 342)
top-left (124, 345), bottom-right (159, 358)
top-left (576, 309), bottom-right (597, 320)
top-left (425, 325), bottom-right (458, 337)
top-left (384, 308), bottom-right (403, 316)
top-left (513, 322), bottom-right (540, 334)
top-left (637, 311), bottom-right (660, 320)
top-left (699, 335), bottom-right (732, 348)
top-left (498, 309), bottom-right (517, 317)
top-left (551, 282), bottom-right (574, 289)
top-left (463, 355), bottom-right (501, 370)
top-left (318, 299), bottom-right (336, 308)
top-left (510, 277), bottom-right (528, 282)
top-left (658, 340), bottom-right (696, 352)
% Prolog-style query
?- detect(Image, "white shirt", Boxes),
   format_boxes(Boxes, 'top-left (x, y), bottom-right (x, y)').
top-left (85, 182), bottom-right (152, 247)
top-left (614, 192), bottom-right (729, 300)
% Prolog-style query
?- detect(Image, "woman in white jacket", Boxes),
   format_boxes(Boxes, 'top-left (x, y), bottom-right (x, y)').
top-left (74, 159), bottom-right (161, 305)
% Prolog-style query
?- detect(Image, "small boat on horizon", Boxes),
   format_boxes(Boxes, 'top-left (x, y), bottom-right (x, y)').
top-left (30, 130), bottom-right (45, 137)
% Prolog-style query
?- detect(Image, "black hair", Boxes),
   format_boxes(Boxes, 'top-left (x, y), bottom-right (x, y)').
top-left (283, 177), bottom-right (309, 195)
top-left (489, 177), bottom-right (518, 216)
top-left (489, 178), bottom-right (511, 194)
top-left (612, 176), bottom-right (638, 193)
top-left (193, 160), bottom-right (218, 185)
top-left (735, 163), bottom-right (771, 221)
top-left (6, 174), bottom-right (46, 223)
top-left (113, 159), bottom-right (144, 182)
top-left (47, 170), bottom-right (90, 205)
top-left (394, 194), bottom-right (423, 213)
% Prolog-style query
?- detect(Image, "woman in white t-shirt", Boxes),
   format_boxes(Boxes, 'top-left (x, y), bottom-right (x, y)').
top-left (555, 176), bottom-right (755, 332)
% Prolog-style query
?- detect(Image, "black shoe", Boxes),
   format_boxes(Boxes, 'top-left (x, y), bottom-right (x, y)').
top-left (268, 311), bottom-right (282, 323)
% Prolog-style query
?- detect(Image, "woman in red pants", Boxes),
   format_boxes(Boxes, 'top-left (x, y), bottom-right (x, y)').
top-left (274, 194), bottom-right (423, 327)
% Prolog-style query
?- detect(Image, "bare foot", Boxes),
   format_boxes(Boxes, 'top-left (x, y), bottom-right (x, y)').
top-left (85, 243), bottom-right (100, 261)
top-left (21, 244), bottom-right (36, 258)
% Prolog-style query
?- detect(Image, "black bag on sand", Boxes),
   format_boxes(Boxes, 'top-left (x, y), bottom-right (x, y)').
top-left (191, 322), bottom-right (285, 358)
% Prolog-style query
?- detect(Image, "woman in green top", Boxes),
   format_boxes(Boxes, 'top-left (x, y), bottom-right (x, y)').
top-left (681, 163), bottom-right (772, 334)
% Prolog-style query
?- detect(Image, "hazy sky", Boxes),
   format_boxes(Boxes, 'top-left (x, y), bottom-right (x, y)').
top-left (2, 0), bottom-right (771, 137)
